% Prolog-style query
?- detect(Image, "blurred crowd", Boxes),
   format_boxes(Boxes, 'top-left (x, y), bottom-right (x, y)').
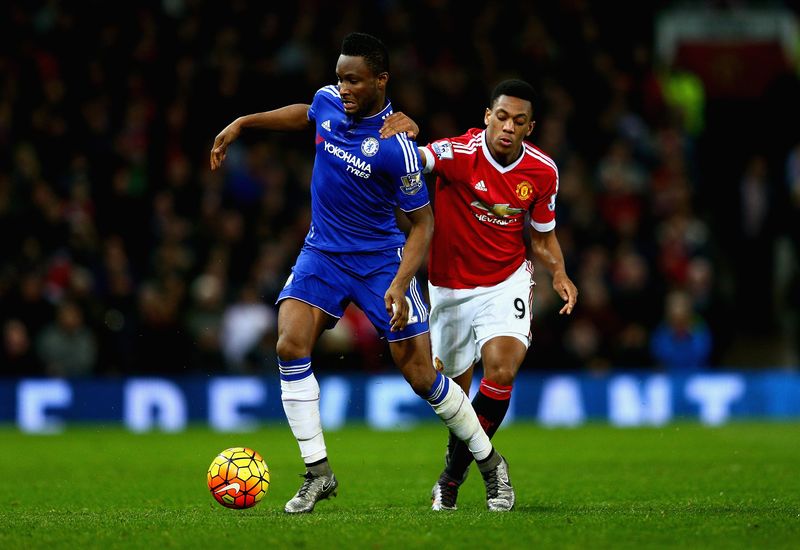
top-left (2, 0), bottom-right (799, 378)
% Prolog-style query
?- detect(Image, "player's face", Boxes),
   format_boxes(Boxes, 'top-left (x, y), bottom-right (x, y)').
top-left (336, 55), bottom-right (388, 117)
top-left (484, 95), bottom-right (535, 165)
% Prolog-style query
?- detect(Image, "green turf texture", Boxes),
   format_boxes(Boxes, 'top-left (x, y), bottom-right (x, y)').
top-left (1, 422), bottom-right (798, 549)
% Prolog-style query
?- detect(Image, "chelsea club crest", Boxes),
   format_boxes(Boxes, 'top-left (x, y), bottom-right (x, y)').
top-left (361, 137), bottom-right (380, 157)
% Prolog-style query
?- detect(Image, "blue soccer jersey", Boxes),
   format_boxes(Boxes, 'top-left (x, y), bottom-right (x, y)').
top-left (305, 85), bottom-right (429, 252)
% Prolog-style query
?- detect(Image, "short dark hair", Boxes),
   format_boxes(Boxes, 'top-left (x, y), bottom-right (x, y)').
top-left (490, 79), bottom-right (537, 114)
top-left (341, 32), bottom-right (389, 75)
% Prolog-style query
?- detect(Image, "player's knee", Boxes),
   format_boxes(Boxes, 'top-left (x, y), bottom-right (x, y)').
top-left (484, 365), bottom-right (517, 387)
top-left (404, 367), bottom-right (436, 396)
top-left (276, 335), bottom-right (309, 362)
top-left (411, 380), bottom-right (433, 397)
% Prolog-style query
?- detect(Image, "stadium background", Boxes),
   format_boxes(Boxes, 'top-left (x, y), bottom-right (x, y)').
top-left (1, 1), bottom-right (799, 392)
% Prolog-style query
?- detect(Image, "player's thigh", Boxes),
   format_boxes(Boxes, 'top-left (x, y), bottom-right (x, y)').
top-left (278, 247), bottom-right (349, 320)
top-left (276, 298), bottom-right (331, 358)
top-left (351, 251), bottom-right (429, 342)
top-left (276, 248), bottom-right (347, 357)
top-left (473, 262), bottom-right (533, 364)
top-left (480, 336), bottom-right (528, 384)
top-left (429, 283), bottom-right (480, 378)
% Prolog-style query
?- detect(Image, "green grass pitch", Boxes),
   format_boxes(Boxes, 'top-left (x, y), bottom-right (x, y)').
top-left (1, 422), bottom-right (798, 549)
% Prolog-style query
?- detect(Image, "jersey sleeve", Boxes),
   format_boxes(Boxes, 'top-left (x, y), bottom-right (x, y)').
top-left (387, 133), bottom-right (429, 212)
top-left (423, 138), bottom-right (457, 180)
top-left (307, 85), bottom-right (340, 123)
top-left (530, 166), bottom-right (558, 232)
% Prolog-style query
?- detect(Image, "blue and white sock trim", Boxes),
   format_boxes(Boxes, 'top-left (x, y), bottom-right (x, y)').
top-left (278, 357), bottom-right (313, 382)
top-left (426, 371), bottom-right (450, 405)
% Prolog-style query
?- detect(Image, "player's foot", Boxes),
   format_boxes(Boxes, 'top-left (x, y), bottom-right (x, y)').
top-left (431, 472), bottom-right (461, 511)
top-left (481, 455), bottom-right (515, 511)
top-left (284, 472), bottom-right (338, 514)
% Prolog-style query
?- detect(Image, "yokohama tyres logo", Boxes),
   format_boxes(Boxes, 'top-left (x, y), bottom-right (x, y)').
top-left (323, 141), bottom-right (372, 176)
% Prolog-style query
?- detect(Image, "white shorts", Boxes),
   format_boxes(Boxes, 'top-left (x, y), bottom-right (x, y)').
top-left (429, 260), bottom-right (534, 378)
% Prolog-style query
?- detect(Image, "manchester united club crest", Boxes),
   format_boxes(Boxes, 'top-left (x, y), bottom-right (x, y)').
top-left (516, 180), bottom-right (533, 200)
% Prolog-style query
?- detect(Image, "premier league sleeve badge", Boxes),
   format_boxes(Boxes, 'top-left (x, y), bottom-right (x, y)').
top-left (400, 170), bottom-right (423, 195)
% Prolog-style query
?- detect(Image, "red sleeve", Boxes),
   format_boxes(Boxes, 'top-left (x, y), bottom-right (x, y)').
top-left (530, 165), bottom-right (558, 232)
top-left (425, 138), bottom-right (457, 181)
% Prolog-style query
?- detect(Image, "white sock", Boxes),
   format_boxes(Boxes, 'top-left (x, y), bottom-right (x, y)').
top-left (279, 357), bottom-right (327, 464)
top-left (426, 372), bottom-right (493, 461)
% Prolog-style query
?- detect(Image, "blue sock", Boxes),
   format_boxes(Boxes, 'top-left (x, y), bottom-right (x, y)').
top-left (278, 357), bottom-right (312, 382)
top-left (425, 371), bottom-right (450, 405)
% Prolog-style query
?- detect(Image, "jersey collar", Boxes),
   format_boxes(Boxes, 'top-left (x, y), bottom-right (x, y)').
top-left (480, 130), bottom-right (525, 174)
top-left (349, 100), bottom-right (393, 127)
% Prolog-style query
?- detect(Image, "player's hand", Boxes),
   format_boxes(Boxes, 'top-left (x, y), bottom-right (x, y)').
top-left (553, 271), bottom-right (578, 315)
top-left (379, 112), bottom-right (419, 140)
top-left (210, 121), bottom-right (241, 170)
top-left (385, 284), bottom-right (409, 332)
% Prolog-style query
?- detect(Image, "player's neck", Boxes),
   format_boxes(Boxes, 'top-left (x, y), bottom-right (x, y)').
top-left (488, 145), bottom-right (523, 167)
top-left (356, 97), bottom-right (388, 120)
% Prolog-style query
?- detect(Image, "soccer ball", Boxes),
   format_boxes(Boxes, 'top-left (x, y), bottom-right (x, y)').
top-left (207, 447), bottom-right (270, 509)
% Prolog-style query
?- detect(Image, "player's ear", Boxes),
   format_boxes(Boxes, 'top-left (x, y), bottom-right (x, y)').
top-left (484, 107), bottom-right (491, 126)
top-left (526, 120), bottom-right (536, 137)
top-left (377, 72), bottom-right (389, 91)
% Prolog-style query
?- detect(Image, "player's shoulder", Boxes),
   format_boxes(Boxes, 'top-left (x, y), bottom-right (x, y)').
top-left (380, 130), bottom-right (422, 174)
top-left (312, 85), bottom-right (343, 111)
top-left (429, 128), bottom-right (482, 161)
top-left (315, 84), bottom-right (341, 100)
top-left (441, 128), bottom-right (482, 149)
top-left (386, 131), bottom-right (418, 154)
top-left (522, 142), bottom-right (559, 177)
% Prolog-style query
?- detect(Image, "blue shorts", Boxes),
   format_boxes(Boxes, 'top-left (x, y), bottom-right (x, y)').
top-left (277, 246), bottom-right (429, 342)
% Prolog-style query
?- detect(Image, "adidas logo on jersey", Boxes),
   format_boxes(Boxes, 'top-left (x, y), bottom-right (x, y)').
top-left (322, 120), bottom-right (331, 131)
top-left (474, 180), bottom-right (487, 192)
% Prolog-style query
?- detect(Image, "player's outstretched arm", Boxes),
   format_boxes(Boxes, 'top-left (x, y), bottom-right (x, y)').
top-left (385, 204), bottom-right (434, 331)
top-left (210, 104), bottom-right (312, 170)
top-left (530, 228), bottom-right (578, 315)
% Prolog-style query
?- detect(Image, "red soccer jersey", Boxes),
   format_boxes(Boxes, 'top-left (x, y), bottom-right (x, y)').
top-left (423, 128), bottom-right (558, 289)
